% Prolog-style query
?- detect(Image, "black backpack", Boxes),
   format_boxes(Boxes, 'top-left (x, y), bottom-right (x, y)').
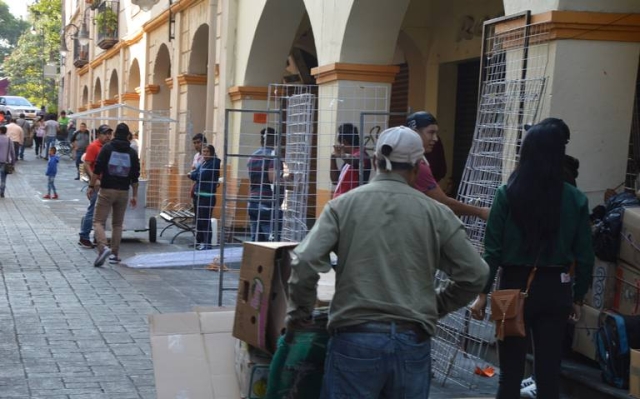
top-left (595, 310), bottom-right (640, 388)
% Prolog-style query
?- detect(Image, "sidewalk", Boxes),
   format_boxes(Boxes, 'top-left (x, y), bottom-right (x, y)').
top-left (0, 146), bottom-right (521, 398)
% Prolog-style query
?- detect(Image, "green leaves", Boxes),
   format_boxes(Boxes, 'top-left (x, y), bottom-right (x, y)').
top-left (2, 0), bottom-right (61, 109)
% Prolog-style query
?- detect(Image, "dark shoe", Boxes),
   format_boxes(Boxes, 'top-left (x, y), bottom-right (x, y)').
top-left (52, 194), bottom-right (58, 199)
top-left (108, 254), bottom-right (121, 265)
top-left (94, 247), bottom-right (112, 267)
top-left (74, 177), bottom-right (80, 180)
top-left (43, 194), bottom-right (51, 199)
top-left (78, 238), bottom-right (95, 249)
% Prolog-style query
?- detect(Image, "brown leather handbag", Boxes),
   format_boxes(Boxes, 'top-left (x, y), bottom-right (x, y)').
top-left (490, 267), bottom-right (537, 341)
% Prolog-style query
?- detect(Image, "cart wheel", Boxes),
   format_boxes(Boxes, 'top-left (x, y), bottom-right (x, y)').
top-left (149, 216), bottom-right (157, 243)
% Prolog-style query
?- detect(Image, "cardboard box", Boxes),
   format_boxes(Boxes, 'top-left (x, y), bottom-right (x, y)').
top-left (234, 340), bottom-right (271, 398)
top-left (584, 257), bottom-right (617, 310)
top-left (613, 261), bottom-right (640, 316)
top-left (233, 242), bottom-right (297, 354)
top-left (149, 309), bottom-right (240, 399)
top-left (631, 349), bottom-right (640, 398)
top-left (572, 304), bottom-right (600, 361)
top-left (620, 207), bottom-right (640, 269)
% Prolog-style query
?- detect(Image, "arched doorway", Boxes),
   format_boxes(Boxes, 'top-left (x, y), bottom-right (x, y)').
top-left (108, 69), bottom-right (119, 120)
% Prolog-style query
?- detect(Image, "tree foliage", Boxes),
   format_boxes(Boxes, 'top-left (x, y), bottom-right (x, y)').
top-left (0, 0), bottom-right (31, 71)
top-left (3, 0), bottom-right (61, 110)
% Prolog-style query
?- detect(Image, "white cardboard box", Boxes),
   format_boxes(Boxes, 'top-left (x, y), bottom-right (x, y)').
top-left (234, 340), bottom-right (271, 398)
top-left (149, 309), bottom-right (240, 399)
top-left (571, 304), bottom-right (600, 361)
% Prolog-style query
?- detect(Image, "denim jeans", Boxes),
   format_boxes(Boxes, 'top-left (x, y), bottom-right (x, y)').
top-left (80, 189), bottom-right (98, 240)
top-left (34, 137), bottom-right (43, 156)
top-left (0, 162), bottom-right (7, 195)
top-left (248, 201), bottom-right (282, 242)
top-left (75, 149), bottom-right (85, 176)
top-left (320, 323), bottom-right (432, 399)
top-left (47, 176), bottom-right (57, 195)
top-left (18, 144), bottom-right (25, 159)
top-left (93, 188), bottom-right (129, 256)
top-left (44, 136), bottom-right (56, 157)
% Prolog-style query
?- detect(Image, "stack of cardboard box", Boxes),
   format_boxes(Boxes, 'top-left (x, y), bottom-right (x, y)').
top-left (232, 242), bottom-right (297, 398)
top-left (573, 206), bottom-right (640, 396)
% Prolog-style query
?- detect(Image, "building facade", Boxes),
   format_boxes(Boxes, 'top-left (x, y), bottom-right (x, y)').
top-left (60, 0), bottom-right (640, 216)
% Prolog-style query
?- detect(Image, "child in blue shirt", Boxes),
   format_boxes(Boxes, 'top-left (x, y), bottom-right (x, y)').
top-left (44, 147), bottom-right (59, 199)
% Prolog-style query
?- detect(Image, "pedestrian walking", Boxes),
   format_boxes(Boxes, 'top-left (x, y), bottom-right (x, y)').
top-left (15, 113), bottom-right (29, 160)
top-left (286, 126), bottom-right (489, 398)
top-left (0, 125), bottom-right (16, 198)
top-left (43, 146), bottom-right (59, 199)
top-left (78, 124), bottom-right (113, 249)
top-left (89, 123), bottom-right (140, 267)
top-left (5, 118), bottom-right (23, 162)
top-left (43, 114), bottom-right (59, 160)
top-left (469, 118), bottom-right (594, 399)
top-left (32, 117), bottom-right (45, 158)
top-left (70, 122), bottom-right (91, 180)
top-left (188, 144), bottom-right (221, 250)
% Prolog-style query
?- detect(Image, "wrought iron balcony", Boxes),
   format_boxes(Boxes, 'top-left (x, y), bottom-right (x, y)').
top-left (96, 1), bottom-right (120, 50)
top-left (73, 39), bottom-right (89, 68)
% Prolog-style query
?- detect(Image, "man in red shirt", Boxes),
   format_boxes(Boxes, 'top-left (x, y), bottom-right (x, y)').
top-left (78, 125), bottom-right (113, 248)
top-left (407, 111), bottom-right (489, 220)
top-left (330, 123), bottom-right (371, 199)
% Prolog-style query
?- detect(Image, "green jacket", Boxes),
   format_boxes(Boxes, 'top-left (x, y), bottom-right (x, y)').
top-left (288, 172), bottom-right (489, 336)
top-left (482, 184), bottom-right (594, 301)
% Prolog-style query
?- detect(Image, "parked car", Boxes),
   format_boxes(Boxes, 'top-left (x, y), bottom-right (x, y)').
top-left (0, 96), bottom-right (40, 121)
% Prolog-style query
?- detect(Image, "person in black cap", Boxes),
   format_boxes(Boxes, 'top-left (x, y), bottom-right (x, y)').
top-left (78, 124), bottom-right (113, 249)
top-left (90, 123), bottom-right (141, 267)
top-left (406, 111), bottom-right (490, 220)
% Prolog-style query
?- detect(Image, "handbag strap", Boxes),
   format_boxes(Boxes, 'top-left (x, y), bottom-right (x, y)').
top-left (523, 252), bottom-right (541, 295)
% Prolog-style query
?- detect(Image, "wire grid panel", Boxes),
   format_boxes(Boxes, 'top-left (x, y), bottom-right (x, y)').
top-left (264, 83), bottom-right (391, 243)
top-left (430, 17), bottom-right (553, 388)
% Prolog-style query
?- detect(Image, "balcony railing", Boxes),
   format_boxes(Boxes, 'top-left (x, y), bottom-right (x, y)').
top-left (96, 1), bottom-right (119, 50)
top-left (73, 39), bottom-right (89, 68)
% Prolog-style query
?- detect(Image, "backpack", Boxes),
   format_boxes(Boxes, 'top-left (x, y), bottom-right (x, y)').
top-left (593, 192), bottom-right (640, 261)
top-left (107, 151), bottom-right (131, 178)
top-left (595, 310), bottom-right (640, 388)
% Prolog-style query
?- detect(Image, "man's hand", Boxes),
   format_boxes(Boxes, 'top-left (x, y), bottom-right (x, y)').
top-left (470, 294), bottom-right (488, 320)
top-left (86, 187), bottom-right (94, 200)
top-left (130, 196), bottom-right (137, 208)
top-left (478, 207), bottom-right (491, 221)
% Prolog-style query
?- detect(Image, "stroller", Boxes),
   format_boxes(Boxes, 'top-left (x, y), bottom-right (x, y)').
top-left (55, 139), bottom-right (74, 159)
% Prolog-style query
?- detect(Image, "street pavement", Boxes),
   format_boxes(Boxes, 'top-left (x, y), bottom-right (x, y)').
top-left (0, 145), bottom-right (497, 398)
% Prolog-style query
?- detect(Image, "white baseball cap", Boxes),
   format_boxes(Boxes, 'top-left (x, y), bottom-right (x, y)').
top-left (375, 126), bottom-right (425, 171)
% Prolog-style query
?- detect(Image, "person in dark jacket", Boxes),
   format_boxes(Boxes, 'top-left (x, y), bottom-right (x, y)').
top-left (188, 144), bottom-right (221, 250)
top-left (89, 123), bottom-right (141, 267)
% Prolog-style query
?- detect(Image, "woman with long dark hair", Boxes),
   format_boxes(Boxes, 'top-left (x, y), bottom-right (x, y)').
top-left (470, 118), bottom-right (594, 399)
top-left (188, 144), bottom-right (221, 250)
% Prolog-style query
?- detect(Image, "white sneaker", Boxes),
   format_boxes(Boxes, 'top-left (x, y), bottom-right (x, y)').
top-left (520, 381), bottom-right (537, 398)
top-left (520, 376), bottom-right (535, 389)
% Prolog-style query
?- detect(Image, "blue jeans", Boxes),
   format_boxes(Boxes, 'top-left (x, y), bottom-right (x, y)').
top-left (44, 136), bottom-right (56, 157)
top-left (248, 201), bottom-right (281, 242)
top-left (320, 323), bottom-right (432, 399)
top-left (80, 189), bottom-right (98, 240)
top-left (75, 149), bottom-right (85, 175)
top-left (0, 162), bottom-right (7, 195)
top-left (47, 176), bottom-right (57, 195)
top-left (195, 195), bottom-right (216, 245)
top-left (19, 144), bottom-right (25, 159)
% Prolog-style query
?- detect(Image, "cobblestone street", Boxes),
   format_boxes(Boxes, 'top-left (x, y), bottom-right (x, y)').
top-left (0, 146), bottom-right (502, 398)
top-left (0, 148), bottom-right (237, 398)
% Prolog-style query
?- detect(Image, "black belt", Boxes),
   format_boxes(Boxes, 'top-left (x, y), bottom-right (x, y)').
top-left (332, 321), bottom-right (429, 342)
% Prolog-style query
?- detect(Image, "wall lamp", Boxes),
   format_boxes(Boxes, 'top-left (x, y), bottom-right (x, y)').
top-left (60, 22), bottom-right (91, 57)
top-left (132, 0), bottom-right (160, 11)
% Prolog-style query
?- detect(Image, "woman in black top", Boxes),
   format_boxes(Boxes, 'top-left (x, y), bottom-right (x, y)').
top-left (189, 144), bottom-right (221, 250)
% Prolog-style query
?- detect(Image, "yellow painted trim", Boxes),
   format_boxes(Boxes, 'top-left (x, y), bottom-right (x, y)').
top-left (103, 99), bottom-right (118, 106)
top-left (311, 63), bottom-right (400, 85)
top-left (118, 92), bottom-right (140, 102)
top-left (90, 102), bottom-right (102, 109)
top-left (177, 73), bottom-right (207, 86)
top-left (165, 77), bottom-right (174, 89)
top-left (145, 84), bottom-right (160, 95)
top-left (228, 86), bottom-right (269, 102)
top-left (497, 11), bottom-right (640, 43)
top-left (77, 106), bottom-right (87, 112)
